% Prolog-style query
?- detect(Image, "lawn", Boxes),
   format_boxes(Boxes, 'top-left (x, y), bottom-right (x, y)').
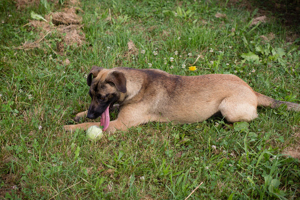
top-left (0, 0), bottom-right (300, 199)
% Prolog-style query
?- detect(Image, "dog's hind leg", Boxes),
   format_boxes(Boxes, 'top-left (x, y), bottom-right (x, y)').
top-left (218, 95), bottom-right (258, 123)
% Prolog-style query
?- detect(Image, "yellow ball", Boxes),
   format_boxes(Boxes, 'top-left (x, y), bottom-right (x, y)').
top-left (86, 126), bottom-right (103, 141)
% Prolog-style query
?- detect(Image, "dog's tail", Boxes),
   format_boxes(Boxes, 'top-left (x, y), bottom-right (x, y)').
top-left (255, 92), bottom-right (300, 111)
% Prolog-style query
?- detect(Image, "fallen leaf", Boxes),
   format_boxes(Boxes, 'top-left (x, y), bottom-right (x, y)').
top-left (260, 35), bottom-right (269, 41)
top-left (268, 32), bottom-right (275, 40)
top-left (215, 12), bottom-right (227, 18)
top-left (250, 16), bottom-right (267, 26)
top-left (127, 40), bottom-right (137, 51)
top-left (63, 58), bottom-right (70, 65)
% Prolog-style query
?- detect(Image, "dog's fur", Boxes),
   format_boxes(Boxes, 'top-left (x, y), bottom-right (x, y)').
top-left (64, 66), bottom-right (300, 133)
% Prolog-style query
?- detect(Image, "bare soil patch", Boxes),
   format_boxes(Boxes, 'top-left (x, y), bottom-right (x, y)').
top-left (283, 132), bottom-right (300, 160)
top-left (15, 0), bottom-right (85, 53)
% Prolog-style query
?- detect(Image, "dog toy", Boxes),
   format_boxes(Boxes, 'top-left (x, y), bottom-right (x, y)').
top-left (86, 125), bottom-right (103, 141)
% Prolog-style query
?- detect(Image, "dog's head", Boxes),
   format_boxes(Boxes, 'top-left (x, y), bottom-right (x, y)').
top-left (86, 66), bottom-right (127, 119)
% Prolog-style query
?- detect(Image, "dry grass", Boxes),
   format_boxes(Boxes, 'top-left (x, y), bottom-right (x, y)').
top-left (17, 4), bottom-right (85, 53)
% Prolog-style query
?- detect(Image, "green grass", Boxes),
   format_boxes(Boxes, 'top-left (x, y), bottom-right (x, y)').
top-left (1, 0), bottom-right (300, 199)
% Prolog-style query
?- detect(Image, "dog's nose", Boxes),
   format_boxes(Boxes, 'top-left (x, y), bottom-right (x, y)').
top-left (87, 111), bottom-right (95, 119)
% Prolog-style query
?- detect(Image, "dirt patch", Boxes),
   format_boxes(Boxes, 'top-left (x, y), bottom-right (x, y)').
top-left (51, 7), bottom-right (82, 25)
top-left (282, 132), bottom-right (300, 159)
top-left (15, 0), bottom-right (81, 9)
top-left (16, 2), bottom-right (85, 53)
top-left (15, 0), bottom-right (40, 10)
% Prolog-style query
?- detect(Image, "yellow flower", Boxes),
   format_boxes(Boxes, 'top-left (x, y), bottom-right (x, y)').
top-left (189, 66), bottom-right (197, 71)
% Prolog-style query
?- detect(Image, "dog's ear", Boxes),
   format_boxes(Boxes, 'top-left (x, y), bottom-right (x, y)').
top-left (87, 66), bottom-right (102, 86)
top-left (106, 71), bottom-right (127, 93)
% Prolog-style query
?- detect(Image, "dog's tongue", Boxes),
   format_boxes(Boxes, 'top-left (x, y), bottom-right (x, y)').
top-left (100, 106), bottom-right (110, 131)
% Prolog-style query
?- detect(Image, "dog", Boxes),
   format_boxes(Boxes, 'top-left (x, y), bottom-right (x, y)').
top-left (64, 66), bottom-right (300, 133)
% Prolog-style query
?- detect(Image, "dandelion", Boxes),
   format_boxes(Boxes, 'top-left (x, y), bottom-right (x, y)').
top-left (223, 150), bottom-right (227, 154)
top-left (148, 63), bottom-right (152, 68)
top-left (140, 176), bottom-right (145, 181)
top-left (209, 48), bottom-right (214, 53)
top-left (252, 69), bottom-right (256, 73)
top-left (170, 65), bottom-right (174, 69)
top-left (234, 70), bottom-right (237, 73)
top-left (230, 152), bottom-right (235, 157)
top-left (229, 164), bottom-right (233, 167)
top-left (229, 46), bottom-right (232, 49)
top-left (218, 51), bottom-right (223, 53)
top-left (210, 61), bottom-right (214, 64)
top-left (182, 64), bottom-right (186, 68)
top-left (189, 38), bottom-right (192, 40)
top-left (215, 122), bottom-right (219, 127)
top-left (39, 125), bottom-right (42, 130)
top-left (170, 57), bottom-right (174, 62)
top-left (141, 50), bottom-right (145, 54)
top-left (0, 94), bottom-right (2, 97)
top-left (226, 63), bottom-right (229, 66)
top-left (1, 20), bottom-right (4, 23)
top-left (212, 145), bottom-right (216, 150)
top-left (28, 94), bottom-right (32, 100)
top-left (107, 46), bottom-right (111, 50)
top-left (174, 12), bottom-right (178, 17)
top-left (188, 53), bottom-right (192, 57)
top-left (153, 51), bottom-right (158, 56)
top-left (12, 185), bottom-right (17, 190)
top-left (9, 15), bottom-right (12, 17)
top-left (189, 66), bottom-right (197, 71)
top-left (174, 51), bottom-right (178, 55)
top-left (177, 37), bottom-right (181, 40)
top-left (205, 166), bottom-right (209, 170)
top-left (84, 74), bottom-right (88, 78)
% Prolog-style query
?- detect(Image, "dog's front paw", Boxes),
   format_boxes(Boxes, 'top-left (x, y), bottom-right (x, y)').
top-left (74, 111), bottom-right (88, 122)
top-left (64, 125), bottom-right (77, 132)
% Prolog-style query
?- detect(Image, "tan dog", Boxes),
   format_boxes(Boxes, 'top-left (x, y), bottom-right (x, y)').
top-left (64, 66), bottom-right (300, 133)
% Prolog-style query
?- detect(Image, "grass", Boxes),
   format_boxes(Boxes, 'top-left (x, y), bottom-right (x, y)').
top-left (1, 0), bottom-right (300, 199)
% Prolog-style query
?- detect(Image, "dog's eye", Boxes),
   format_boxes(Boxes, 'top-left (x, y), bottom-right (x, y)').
top-left (97, 95), bottom-right (106, 101)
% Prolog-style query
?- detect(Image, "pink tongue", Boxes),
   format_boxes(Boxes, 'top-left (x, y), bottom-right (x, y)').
top-left (100, 106), bottom-right (110, 131)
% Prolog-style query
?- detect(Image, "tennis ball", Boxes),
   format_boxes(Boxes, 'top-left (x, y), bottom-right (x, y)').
top-left (86, 126), bottom-right (103, 141)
